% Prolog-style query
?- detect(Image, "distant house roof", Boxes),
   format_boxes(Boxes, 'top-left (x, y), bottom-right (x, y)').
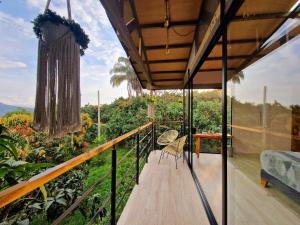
top-left (101, 0), bottom-right (299, 90)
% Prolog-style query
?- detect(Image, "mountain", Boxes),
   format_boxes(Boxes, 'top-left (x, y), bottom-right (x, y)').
top-left (0, 102), bottom-right (33, 116)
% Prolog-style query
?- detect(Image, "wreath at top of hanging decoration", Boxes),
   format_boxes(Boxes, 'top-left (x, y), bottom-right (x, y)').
top-left (32, 9), bottom-right (90, 55)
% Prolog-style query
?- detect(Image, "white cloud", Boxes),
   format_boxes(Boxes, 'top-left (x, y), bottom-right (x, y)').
top-left (0, 71), bottom-right (36, 107)
top-left (0, 1), bottom-right (128, 107)
top-left (0, 11), bottom-right (34, 40)
top-left (25, 0), bottom-right (123, 62)
top-left (0, 57), bottom-right (27, 69)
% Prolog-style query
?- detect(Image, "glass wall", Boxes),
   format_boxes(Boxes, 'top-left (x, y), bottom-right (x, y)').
top-left (228, 1), bottom-right (300, 224)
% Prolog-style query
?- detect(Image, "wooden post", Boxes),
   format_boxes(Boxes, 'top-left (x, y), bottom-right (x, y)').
top-left (98, 90), bottom-right (101, 141)
top-left (195, 137), bottom-right (200, 158)
top-left (262, 86), bottom-right (267, 149)
top-left (260, 177), bottom-right (268, 187)
top-left (111, 145), bottom-right (116, 225)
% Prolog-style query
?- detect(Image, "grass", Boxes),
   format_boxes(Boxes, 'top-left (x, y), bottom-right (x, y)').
top-left (65, 145), bottom-right (145, 224)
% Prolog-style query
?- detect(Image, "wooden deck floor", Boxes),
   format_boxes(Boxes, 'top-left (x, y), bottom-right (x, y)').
top-left (118, 152), bottom-right (300, 225)
top-left (193, 153), bottom-right (222, 225)
top-left (193, 153), bottom-right (300, 225)
top-left (117, 150), bottom-right (210, 225)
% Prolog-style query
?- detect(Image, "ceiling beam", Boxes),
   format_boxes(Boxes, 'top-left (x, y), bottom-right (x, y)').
top-left (145, 43), bottom-right (192, 50)
top-left (237, 3), bottom-right (300, 71)
top-left (100, 0), bottom-right (152, 87)
top-left (151, 85), bottom-right (184, 90)
top-left (216, 38), bottom-right (267, 45)
top-left (128, 0), bottom-right (153, 88)
top-left (146, 58), bottom-right (188, 64)
top-left (138, 68), bottom-right (236, 74)
top-left (232, 12), bottom-right (300, 22)
top-left (126, 18), bottom-right (137, 33)
top-left (138, 13), bottom-right (300, 30)
top-left (206, 55), bottom-right (250, 60)
top-left (139, 70), bottom-right (185, 74)
top-left (144, 39), bottom-right (263, 51)
top-left (198, 68), bottom-right (236, 72)
top-left (145, 55), bottom-right (247, 64)
top-left (140, 20), bottom-right (198, 29)
top-left (185, 0), bottom-right (244, 86)
top-left (142, 78), bottom-right (184, 82)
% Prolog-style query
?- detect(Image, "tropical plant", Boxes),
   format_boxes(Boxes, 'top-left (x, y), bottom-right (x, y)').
top-left (231, 71), bottom-right (245, 84)
top-left (110, 57), bottom-right (143, 98)
top-left (0, 124), bottom-right (18, 160)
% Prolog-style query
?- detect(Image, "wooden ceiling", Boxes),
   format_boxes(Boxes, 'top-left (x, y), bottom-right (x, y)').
top-left (101, 0), bottom-right (300, 90)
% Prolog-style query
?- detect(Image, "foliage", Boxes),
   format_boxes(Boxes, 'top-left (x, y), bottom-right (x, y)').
top-left (81, 104), bottom-right (98, 122)
top-left (0, 111), bottom-right (95, 224)
top-left (32, 9), bottom-right (89, 55)
top-left (105, 97), bottom-right (148, 139)
top-left (110, 57), bottom-right (143, 98)
top-left (1, 113), bottom-right (32, 129)
top-left (80, 113), bottom-right (93, 133)
top-left (0, 124), bottom-right (18, 160)
top-left (193, 100), bottom-right (221, 133)
top-left (45, 165), bottom-right (88, 220)
top-left (0, 90), bottom-right (225, 224)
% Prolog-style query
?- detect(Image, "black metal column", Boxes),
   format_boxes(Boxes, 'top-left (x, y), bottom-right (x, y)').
top-left (190, 80), bottom-right (193, 169)
top-left (111, 145), bottom-right (117, 225)
top-left (221, 0), bottom-right (228, 224)
top-left (183, 89), bottom-right (185, 135)
top-left (136, 133), bottom-right (140, 185)
top-left (151, 123), bottom-right (155, 152)
top-left (187, 82), bottom-right (191, 165)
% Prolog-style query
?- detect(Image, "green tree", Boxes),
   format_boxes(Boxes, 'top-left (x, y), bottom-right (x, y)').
top-left (193, 100), bottom-right (221, 132)
top-left (110, 57), bottom-right (142, 98)
top-left (81, 104), bottom-right (98, 122)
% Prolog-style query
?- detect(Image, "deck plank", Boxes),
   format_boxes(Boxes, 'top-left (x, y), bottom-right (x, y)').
top-left (193, 153), bottom-right (300, 225)
top-left (117, 150), bottom-right (210, 225)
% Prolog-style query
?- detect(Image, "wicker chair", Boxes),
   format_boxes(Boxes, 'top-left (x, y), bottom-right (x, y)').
top-left (158, 135), bottom-right (187, 169)
top-left (157, 129), bottom-right (178, 146)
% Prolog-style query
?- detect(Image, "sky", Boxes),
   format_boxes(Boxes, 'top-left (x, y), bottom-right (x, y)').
top-left (0, 0), bottom-right (128, 108)
top-left (231, 33), bottom-right (300, 107)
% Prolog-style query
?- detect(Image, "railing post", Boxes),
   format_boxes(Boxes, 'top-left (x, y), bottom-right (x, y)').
top-left (152, 122), bottom-right (155, 152)
top-left (111, 145), bottom-right (116, 225)
top-left (146, 128), bottom-right (149, 163)
top-left (136, 132), bottom-right (140, 185)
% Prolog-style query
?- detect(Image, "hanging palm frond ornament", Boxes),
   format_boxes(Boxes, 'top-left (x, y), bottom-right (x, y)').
top-left (32, 0), bottom-right (89, 137)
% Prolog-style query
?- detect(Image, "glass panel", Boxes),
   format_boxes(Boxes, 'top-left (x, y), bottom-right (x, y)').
top-left (191, 88), bottom-right (222, 224)
top-left (228, 1), bottom-right (300, 224)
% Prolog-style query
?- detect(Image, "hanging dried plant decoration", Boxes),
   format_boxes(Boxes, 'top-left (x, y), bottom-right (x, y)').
top-left (32, 9), bottom-right (89, 55)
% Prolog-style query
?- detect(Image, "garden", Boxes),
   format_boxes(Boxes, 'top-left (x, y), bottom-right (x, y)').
top-left (0, 91), bottom-right (222, 225)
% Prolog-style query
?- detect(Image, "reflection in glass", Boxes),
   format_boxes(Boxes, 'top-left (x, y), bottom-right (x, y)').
top-left (228, 4), bottom-right (300, 224)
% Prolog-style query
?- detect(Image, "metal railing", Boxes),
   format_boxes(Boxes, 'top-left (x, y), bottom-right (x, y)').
top-left (0, 122), bottom-right (154, 225)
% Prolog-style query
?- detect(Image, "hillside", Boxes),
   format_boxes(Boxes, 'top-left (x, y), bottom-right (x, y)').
top-left (0, 102), bottom-right (33, 116)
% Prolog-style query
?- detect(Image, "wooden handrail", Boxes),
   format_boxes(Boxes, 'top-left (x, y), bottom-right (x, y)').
top-left (231, 124), bottom-right (296, 139)
top-left (0, 122), bottom-right (152, 208)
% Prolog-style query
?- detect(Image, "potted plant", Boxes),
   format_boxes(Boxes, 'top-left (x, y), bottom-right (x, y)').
top-left (33, 9), bottom-right (89, 55)
top-left (32, 9), bottom-right (90, 137)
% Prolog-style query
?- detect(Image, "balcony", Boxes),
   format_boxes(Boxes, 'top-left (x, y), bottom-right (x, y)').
top-left (118, 150), bottom-right (210, 225)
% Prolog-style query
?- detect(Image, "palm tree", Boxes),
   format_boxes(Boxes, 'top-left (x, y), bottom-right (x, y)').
top-left (231, 71), bottom-right (245, 84)
top-left (110, 57), bottom-right (143, 98)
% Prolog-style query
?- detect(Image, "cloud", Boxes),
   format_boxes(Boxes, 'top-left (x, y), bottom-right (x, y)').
top-left (0, 57), bottom-right (27, 69)
top-left (25, 0), bottom-right (124, 65)
top-left (0, 1), bottom-right (128, 107)
top-left (0, 70), bottom-right (36, 107)
top-left (0, 11), bottom-right (34, 40)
